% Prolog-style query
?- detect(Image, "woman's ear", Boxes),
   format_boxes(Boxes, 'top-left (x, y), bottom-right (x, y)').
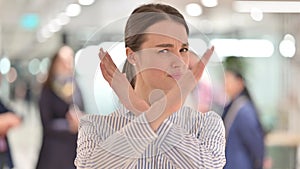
top-left (126, 47), bottom-right (137, 65)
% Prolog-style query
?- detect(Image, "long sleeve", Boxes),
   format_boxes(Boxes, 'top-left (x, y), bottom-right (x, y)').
top-left (39, 87), bottom-right (70, 134)
top-left (75, 113), bottom-right (158, 169)
top-left (156, 110), bottom-right (226, 169)
top-left (236, 105), bottom-right (264, 169)
top-left (75, 107), bottom-right (226, 169)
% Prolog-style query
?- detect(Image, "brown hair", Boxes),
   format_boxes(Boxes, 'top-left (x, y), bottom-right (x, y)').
top-left (123, 3), bottom-right (189, 88)
top-left (44, 52), bottom-right (60, 88)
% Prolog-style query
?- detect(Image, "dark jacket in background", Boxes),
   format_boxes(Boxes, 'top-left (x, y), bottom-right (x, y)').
top-left (222, 92), bottom-right (265, 169)
top-left (36, 86), bottom-right (77, 169)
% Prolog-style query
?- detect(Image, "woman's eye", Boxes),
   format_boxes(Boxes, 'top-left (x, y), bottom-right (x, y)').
top-left (158, 49), bottom-right (169, 53)
top-left (180, 48), bottom-right (189, 53)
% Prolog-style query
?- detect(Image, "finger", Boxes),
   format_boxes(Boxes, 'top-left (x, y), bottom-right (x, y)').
top-left (191, 46), bottom-right (214, 80)
top-left (197, 46), bottom-right (214, 71)
top-left (102, 56), bottom-right (118, 76)
top-left (200, 46), bottom-right (214, 66)
top-left (99, 48), bottom-right (106, 60)
top-left (105, 52), bottom-right (118, 70)
top-left (100, 62), bottom-right (112, 83)
top-left (102, 53), bottom-right (120, 77)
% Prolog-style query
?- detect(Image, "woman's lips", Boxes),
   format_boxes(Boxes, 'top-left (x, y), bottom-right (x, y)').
top-left (168, 73), bottom-right (183, 80)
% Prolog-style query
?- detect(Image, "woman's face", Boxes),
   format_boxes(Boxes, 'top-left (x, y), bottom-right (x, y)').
top-left (54, 46), bottom-right (74, 76)
top-left (224, 71), bottom-right (244, 99)
top-left (135, 20), bottom-right (189, 92)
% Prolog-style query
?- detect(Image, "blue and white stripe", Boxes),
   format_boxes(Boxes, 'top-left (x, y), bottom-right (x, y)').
top-left (75, 106), bottom-right (226, 169)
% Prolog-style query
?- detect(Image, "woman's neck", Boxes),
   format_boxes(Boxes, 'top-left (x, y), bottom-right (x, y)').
top-left (134, 76), bottom-right (150, 104)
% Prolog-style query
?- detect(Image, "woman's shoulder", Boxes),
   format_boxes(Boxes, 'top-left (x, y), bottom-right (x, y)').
top-left (79, 113), bottom-right (118, 124)
top-left (175, 106), bottom-right (224, 131)
top-left (79, 109), bottom-right (131, 128)
top-left (179, 106), bottom-right (222, 121)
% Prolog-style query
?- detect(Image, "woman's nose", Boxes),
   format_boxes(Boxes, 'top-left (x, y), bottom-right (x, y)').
top-left (171, 53), bottom-right (185, 68)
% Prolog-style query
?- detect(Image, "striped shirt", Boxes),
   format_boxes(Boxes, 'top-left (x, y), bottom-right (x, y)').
top-left (75, 105), bottom-right (226, 169)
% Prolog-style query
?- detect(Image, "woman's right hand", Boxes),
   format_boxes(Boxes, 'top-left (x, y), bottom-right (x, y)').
top-left (99, 48), bottom-right (149, 115)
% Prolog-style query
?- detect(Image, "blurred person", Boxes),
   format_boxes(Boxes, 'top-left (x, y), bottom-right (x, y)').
top-left (75, 4), bottom-right (226, 169)
top-left (0, 100), bottom-right (21, 169)
top-left (222, 56), bottom-right (265, 169)
top-left (36, 45), bottom-right (84, 169)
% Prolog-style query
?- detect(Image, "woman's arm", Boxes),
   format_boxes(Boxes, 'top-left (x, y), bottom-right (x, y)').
top-left (99, 47), bottom-right (214, 131)
top-left (155, 110), bottom-right (226, 168)
top-left (75, 114), bottom-right (158, 169)
top-left (75, 109), bottom-right (226, 169)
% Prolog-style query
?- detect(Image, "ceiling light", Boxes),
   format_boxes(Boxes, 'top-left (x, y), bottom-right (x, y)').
top-left (201, 0), bottom-right (218, 7)
top-left (48, 20), bottom-right (62, 33)
top-left (210, 39), bottom-right (274, 57)
top-left (78, 0), bottom-right (95, 6)
top-left (66, 4), bottom-right (81, 17)
top-left (279, 40), bottom-right (296, 57)
top-left (186, 3), bottom-right (202, 16)
top-left (234, 1), bottom-right (300, 13)
top-left (57, 13), bottom-right (70, 25)
top-left (41, 27), bottom-right (53, 38)
top-left (250, 8), bottom-right (263, 21)
top-left (284, 34), bottom-right (295, 43)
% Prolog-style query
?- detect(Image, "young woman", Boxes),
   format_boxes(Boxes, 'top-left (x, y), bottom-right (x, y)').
top-left (222, 57), bottom-right (264, 169)
top-left (75, 4), bottom-right (226, 169)
top-left (37, 46), bottom-right (84, 169)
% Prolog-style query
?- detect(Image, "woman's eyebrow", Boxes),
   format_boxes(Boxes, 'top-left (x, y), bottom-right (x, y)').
top-left (155, 43), bottom-right (189, 48)
top-left (155, 43), bottom-right (174, 48)
top-left (182, 43), bottom-right (189, 47)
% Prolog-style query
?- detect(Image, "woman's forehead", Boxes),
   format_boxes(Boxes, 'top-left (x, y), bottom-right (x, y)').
top-left (144, 20), bottom-right (188, 43)
top-left (142, 34), bottom-right (188, 48)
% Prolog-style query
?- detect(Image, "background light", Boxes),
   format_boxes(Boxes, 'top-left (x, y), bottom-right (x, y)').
top-left (279, 40), bottom-right (296, 57)
top-left (211, 39), bottom-right (274, 57)
top-left (186, 3), bottom-right (202, 16)
top-left (28, 58), bottom-right (41, 75)
top-left (56, 13), bottom-right (70, 25)
top-left (78, 0), bottom-right (95, 6)
top-left (250, 8), bottom-right (263, 21)
top-left (201, 0), bottom-right (218, 7)
top-left (0, 57), bottom-right (11, 74)
top-left (234, 1), bottom-right (300, 13)
top-left (66, 4), bottom-right (81, 17)
top-left (6, 67), bottom-right (17, 83)
top-left (39, 58), bottom-right (50, 74)
top-left (284, 34), bottom-right (295, 43)
top-left (20, 13), bottom-right (39, 30)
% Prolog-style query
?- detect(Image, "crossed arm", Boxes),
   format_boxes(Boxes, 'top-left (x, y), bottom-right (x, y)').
top-left (99, 47), bottom-right (214, 131)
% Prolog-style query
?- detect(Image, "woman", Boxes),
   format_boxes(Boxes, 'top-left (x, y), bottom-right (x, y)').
top-left (36, 46), bottom-right (84, 169)
top-left (222, 56), bottom-right (265, 169)
top-left (75, 4), bottom-right (226, 169)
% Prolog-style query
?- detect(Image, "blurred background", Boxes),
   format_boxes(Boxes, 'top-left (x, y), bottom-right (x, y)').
top-left (0, 0), bottom-right (300, 168)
